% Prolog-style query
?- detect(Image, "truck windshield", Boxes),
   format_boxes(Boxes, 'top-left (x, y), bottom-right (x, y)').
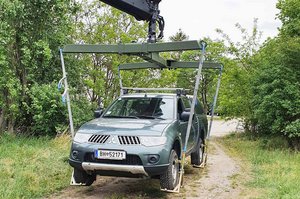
top-left (103, 97), bottom-right (174, 120)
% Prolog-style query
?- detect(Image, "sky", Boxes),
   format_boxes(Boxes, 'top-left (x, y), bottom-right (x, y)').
top-left (160, 0), bottom-right (282, 42)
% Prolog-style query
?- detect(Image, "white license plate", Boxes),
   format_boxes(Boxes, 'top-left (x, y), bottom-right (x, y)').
top-left (95, 149), bottom-right (126, 160)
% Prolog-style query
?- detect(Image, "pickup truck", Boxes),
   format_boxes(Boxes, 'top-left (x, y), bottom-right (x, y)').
top-left (69, 92), bottom-right (208, 190)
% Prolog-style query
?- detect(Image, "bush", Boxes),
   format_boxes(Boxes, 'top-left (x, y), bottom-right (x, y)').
top-left (250, 37), bottom-right (300, 148)
top-left (27, 83), bottom-right (68, 136)
top-left (71, 96), bottom-right (95, 128)
top-left (26, 83), bottom-right (96, 136)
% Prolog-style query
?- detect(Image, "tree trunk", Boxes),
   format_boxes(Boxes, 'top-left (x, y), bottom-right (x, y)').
top-left (289, 138), bottom-right (300, 151)
top-left (7, 120), bottom-right (14, 134)
top-left (1, 88), bottom-right (15, 134)
top-left (0, 109), bottom-right (4, 132)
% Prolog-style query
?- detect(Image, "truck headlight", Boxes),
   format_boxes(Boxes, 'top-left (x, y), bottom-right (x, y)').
top-left (140, 136), bottom-right (167, 147)
top-left (73, 132), bottom-right (91, 143)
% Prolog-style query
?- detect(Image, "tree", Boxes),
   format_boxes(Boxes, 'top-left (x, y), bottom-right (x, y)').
top-left (178, 38), bottom-right (227, 114)
top-left (70, 0), bottom-right (148, 106)
top-left (277, 0), bottom-right (300, 37)
top-left (0, 0), bottom-right (75, 134)
top-left (248, 0), bottom-right (300, 148)
top-left (215, 19), bottom-right (262, 124)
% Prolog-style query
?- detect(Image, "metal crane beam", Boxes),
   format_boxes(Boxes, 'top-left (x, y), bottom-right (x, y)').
top-left (62, 40), bottom-right (205, 69)
top-left (118, 62), bottom-right (223, 70)
top-left (99, 0), bottom-right (153, 21)
top-left (62, 40), bottom-right (201, 54)
top-left (99, 0), bottom-right (163, 42)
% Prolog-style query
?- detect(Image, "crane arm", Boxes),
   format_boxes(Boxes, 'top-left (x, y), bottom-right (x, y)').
top-left (99, 0), bottom-right (163, 43)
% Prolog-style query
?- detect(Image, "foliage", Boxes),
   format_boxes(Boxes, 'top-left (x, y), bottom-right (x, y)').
top-left (169, 29), bottom-right (189, 42)
top-left (215, 6), bottom-right (300, 146)
top-left (0, 0), bottom-right (298, 146)
top-left (247, 0), bottom-right (300, 145)
top-left (0, 0), bottom-right (75, 134)
top-left (178, 38), bottom-right (227, 113)
top-left (277, 0), bottom-right (300, 37)
top-left (70, 93), bottom-right (95, 129)
top-left (250, 37), bottom-right (300, 143)
top-left (69, 0), bottom-right (148, 107)
top-left (212, 20), bottom-right (263, 119)
top-left (26, 83), bottom-right (67, 136)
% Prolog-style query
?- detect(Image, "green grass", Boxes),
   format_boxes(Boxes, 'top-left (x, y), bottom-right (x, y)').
top-left (0, 133), bottom-right (72, 199)
top-left (217, 133), bottom-right (300, 199)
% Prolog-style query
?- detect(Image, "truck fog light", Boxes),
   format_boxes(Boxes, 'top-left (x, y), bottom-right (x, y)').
top-left (148, 155), bottom-right (160, 164)
top-left (72, 150), bottom-right (79, 159)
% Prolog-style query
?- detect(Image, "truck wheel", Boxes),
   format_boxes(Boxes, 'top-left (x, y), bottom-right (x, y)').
top-left (191, 138), bottom-right (204, 166)
top-left (160, 149), bottom-right (180, 190)
top-left (73, 168), bottom-right (96, 186)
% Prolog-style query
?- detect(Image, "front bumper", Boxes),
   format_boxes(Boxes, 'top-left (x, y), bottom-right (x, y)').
top-left (82, 162), bottom-right (148, 175)
top-left (69, 141), bottom-right (171, 177)
top-left (69, 158), bottom-right (169, 177)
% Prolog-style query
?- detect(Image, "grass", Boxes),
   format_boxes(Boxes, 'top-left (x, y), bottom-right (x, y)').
top-left (0, 133), bottom-right (72, 199)
top-left (2, 131), bottom-right (299, 199)
top-left (217, 133), bottom-right (300, 199)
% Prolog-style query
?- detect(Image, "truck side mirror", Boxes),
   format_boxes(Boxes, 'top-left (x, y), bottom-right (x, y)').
top-left (180, 108), bottom-right (193, 122)
top-left (94, 109), bottom-right (104, 118)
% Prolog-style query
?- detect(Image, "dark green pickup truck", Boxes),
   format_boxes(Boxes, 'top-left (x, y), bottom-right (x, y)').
top-left (69, 93), bottom-right (208, 190)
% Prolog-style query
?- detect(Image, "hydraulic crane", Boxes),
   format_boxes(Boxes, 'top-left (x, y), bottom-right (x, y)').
top-left (99, 0), bottom-right (164, 43)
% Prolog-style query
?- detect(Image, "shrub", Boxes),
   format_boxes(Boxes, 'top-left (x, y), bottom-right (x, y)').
top-left (250, 37), bottom-right (300, 148)
top-left (27, 83), bottom-right (68, 136)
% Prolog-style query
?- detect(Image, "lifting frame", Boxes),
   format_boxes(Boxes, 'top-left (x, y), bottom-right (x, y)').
top-left (59, 40), bottom-right (223, 192)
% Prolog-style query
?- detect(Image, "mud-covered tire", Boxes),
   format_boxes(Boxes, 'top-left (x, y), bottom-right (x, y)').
top-left (160, 149), bottom-right (180, 190)
top-left (73, 168), bottom-right (96, 186)
top-left (191, 138), bottom-right (204, 166)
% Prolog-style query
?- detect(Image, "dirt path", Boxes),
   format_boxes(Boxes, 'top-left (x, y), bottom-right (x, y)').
top-left (49, 120), bottom-right (246, 199)
top-left (177, 141), bottom-right (243, 199)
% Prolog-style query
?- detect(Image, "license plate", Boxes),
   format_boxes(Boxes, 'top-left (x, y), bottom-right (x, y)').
top-left (95, 149), bottom-right (126, 160)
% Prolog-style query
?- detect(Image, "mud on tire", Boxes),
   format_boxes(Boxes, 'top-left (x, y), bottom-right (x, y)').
top-left (160, 149), bottom-right (180, 190)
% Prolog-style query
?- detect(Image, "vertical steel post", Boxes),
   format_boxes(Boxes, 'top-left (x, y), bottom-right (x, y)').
top-left (178, 41), bottom-right (207, 191)
top-left (207, 66), bottom-right (223, 138)
top-left (118, 67), bottom-right (124, 95)
top-left (183, 41), bottom-right (207, 152)
top-left (59, 49), bottom-right (75, 138)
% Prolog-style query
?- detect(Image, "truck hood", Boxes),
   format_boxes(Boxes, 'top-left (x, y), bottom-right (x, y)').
top-left (77, 118), bottom-right (174, 136)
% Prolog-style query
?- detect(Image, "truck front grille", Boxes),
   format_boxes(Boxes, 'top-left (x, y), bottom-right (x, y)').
top-left (88, 135), bottom-right (110, 144)
top-left (118, 136), bottom-right (141, 145)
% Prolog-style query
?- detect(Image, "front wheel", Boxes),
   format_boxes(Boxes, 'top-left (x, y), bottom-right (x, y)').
top-left (73, 168), bottom-right (96, 186)
top-left (191, 138), bottom-right (204, 166)
top-left (160, 149), bottom-right (180, 190)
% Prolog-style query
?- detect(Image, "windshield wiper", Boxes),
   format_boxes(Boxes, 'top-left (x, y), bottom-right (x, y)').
top-left (135, 115), bottom-right (165, 120)
top-left (103, 115), bottom-right (138, 119)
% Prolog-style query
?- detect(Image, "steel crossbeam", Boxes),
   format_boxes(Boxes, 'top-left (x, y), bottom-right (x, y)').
top-left (62, 41), bottom-right (204, 69)
top-left (118, 61), bottom-right (222, 70)
top-left (62, 40), bottom-right (201, 54)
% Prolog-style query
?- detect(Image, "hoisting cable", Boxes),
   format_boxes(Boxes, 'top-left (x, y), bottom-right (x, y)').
top-left (177, 41), bottom-right (207, 192)
top-left (157, 15), bottom-right (165, 40)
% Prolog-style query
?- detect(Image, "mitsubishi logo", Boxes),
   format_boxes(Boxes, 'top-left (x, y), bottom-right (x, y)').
top-left (108, 135), bottom-right (119, 144)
